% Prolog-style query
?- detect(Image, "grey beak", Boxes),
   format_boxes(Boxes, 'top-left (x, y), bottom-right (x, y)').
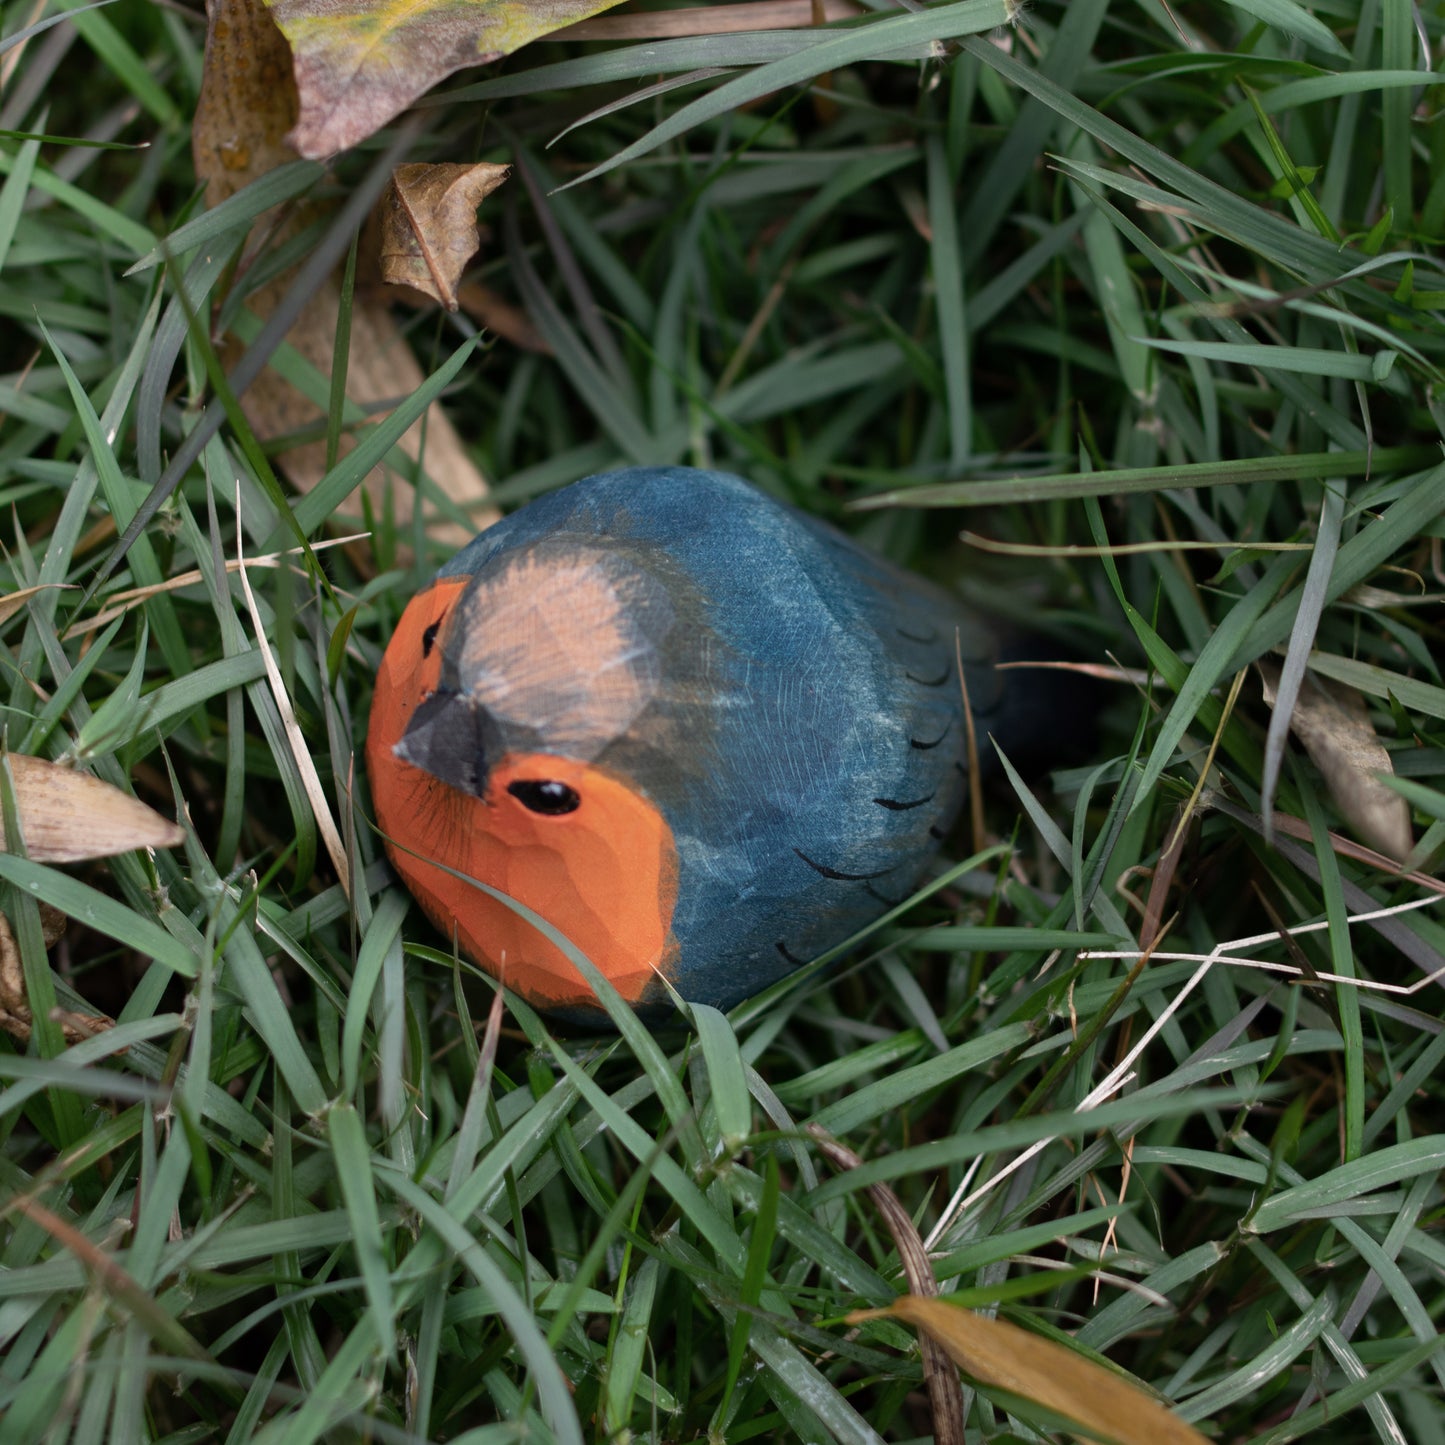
top-left (395, 690), bottom-right (491, 798)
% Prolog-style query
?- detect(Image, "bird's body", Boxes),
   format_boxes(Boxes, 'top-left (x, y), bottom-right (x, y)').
top-left (367, 466), bottom-right (1031, 1019)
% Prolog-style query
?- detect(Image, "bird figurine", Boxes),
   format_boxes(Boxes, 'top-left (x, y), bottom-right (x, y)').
top-left (366, 466), bottom-right (1065, 1021)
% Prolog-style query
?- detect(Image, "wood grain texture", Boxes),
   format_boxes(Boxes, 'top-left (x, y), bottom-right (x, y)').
top-left (367, 467), bottom-right (1064, 1019)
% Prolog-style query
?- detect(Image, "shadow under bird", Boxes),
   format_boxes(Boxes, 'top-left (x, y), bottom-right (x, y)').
top-left (366, 466), bottom-right (1075, 1021)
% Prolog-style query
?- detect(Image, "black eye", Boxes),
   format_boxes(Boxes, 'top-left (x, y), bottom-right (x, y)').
top-left (507, 780), bottom-right (581, 816)
top-left (421, 617), bottom-right (444, 658)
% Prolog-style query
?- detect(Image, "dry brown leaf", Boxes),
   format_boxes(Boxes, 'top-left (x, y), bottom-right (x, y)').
top-left (0, 756), bottom-right (182, 1044)
top-left (852, 1295), bottom-right (1210, 1445)
top-left (0, 755), bottom-right (184, 862)
top-left (255, 0), bottom-right (861, 160)
top-left (0, 902), bottom-right (112, 1046)
top-left (266, 0), bottom-right (628, 158)
top-left (193, 0), bottom-right (300, 189)
top-left (193, 0), bottom-right (494, 552)
top-left (1258, 659), bottom-right (1413, 861)
top-left (380, 161), bottom-right (510, 310)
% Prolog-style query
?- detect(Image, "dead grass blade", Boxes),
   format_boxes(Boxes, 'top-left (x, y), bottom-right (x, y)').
top-left (0, 584), bottom-right (75, 627)
top-left (809, 1125), bottom-right (965, 1445)
top-left (235, 513), bottom-right (350, 898)
top-left (64, 536), bottom-right (365, 640)
top-left (850, 1294), bottom-right (1209, 1445)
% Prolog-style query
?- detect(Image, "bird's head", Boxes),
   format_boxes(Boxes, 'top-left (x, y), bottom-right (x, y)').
top-left (365, 542), bottom-right (687, 1010)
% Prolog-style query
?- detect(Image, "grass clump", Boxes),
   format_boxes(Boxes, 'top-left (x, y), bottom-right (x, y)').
top-left (2, 0), bottom-right (1445, 1441)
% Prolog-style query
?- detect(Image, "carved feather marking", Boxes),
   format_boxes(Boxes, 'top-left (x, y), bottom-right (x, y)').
top-left (793, 847), bottom-right (897, 883)
top-left (905, 662), bottom-right (952, 688)
top-left (898, 625), bottom-right (940, 644)
top-left (864, 882), bottom-right (904, 907)
top-left (874, 792), bottom-right (936, 812)
top-left (910, 722), bottom-right (951, 750)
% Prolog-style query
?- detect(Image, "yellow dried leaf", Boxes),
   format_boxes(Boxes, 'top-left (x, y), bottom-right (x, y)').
top-left (851, 1295), bottom-right (1209, 1445)
top-left (264, 0), bottom-right (628, 157)
top-left (380, 162), bottom-right (510, 310)
top-left (0, 755), bottom-right (184, 863)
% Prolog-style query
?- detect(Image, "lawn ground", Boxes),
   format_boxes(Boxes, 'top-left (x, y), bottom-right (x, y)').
top-left (2, 0), bottom-right (1445, 1441)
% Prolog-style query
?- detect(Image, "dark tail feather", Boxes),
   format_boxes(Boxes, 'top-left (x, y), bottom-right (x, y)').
top-left (979, 639), bottom-right (1103, 780)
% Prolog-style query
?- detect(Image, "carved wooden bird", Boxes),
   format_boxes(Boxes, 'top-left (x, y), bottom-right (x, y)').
top-left (366, 466), bottom-right (1066, 1019)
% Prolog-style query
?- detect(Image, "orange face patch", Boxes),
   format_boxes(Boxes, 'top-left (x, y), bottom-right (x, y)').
top-left (366, 582), bottom-right (680, 1007)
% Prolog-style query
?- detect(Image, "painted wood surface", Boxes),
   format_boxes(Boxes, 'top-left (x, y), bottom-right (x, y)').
top-left (367, 466), bottom-right (1048, 1019)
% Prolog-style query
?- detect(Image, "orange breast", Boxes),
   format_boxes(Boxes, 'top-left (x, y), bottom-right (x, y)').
top-left (365, 581), bottom-right (680, 1008)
